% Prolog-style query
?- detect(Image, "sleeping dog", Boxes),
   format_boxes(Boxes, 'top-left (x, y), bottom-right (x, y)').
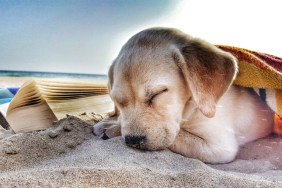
top-left (93, 28), bottom-right (274, 164)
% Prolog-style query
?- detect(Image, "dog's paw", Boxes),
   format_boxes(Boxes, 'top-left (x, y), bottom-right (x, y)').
top-left (92, 120), bottom-right (121, 140)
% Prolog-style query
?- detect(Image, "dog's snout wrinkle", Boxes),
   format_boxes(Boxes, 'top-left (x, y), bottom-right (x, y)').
top-left (125, 135), bottom-right (146, 149)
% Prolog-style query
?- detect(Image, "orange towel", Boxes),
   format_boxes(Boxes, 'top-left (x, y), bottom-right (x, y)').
top-left (217, 45), bottom-right (282, 135)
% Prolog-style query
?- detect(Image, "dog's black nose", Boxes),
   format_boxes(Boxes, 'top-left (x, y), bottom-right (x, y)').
top-left (124, 135), bottom-right (146, 149)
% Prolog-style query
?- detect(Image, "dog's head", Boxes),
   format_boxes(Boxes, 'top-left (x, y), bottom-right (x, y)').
top-left (109, 28), bottom-right (237, 150)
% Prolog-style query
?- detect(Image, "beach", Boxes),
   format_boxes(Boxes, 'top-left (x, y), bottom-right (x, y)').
top-left (1, 76), bottom-right (282, 187)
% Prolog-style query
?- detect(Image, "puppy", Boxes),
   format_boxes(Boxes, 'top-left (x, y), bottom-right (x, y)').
top-left (93, 28), bottom-right (274, 164)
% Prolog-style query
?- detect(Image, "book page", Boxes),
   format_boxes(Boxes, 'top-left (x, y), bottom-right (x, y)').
top-left (6, 101), bottom-right (57, 133)
top-left (7, 80), bottom-right (44, 112)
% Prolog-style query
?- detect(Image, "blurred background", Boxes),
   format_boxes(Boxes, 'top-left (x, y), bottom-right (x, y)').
top-left (0, 0), bottom-right (281, 75)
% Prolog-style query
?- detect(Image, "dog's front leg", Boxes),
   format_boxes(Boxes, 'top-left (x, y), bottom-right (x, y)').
top-left (92, 107), bottom-right (121, 139)
top-left (168, 129), bottom-right (238, 164)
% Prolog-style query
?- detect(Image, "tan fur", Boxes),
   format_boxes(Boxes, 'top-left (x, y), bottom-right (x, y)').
top-left (93, 28), bottom-right (274, 164)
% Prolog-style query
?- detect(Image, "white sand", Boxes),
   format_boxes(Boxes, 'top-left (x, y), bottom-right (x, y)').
top-left (0, 114), bottom-right (282, 187)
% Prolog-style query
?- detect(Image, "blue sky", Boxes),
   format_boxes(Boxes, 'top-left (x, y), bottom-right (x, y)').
top-left (0, 0), bottom-right (281, 74)
top-left (0, 0), bottom-right (174, 74)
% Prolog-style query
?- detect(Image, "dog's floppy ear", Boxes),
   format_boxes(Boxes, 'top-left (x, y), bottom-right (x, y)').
top-left (173, 39), bottom-right (238, 117)
top-left (108, 62), bottom-right (114, 91)
top-left (108, 62), bottom-right (120, 116)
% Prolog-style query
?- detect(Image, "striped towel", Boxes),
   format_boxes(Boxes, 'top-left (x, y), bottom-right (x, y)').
top-left (0, 87), bottom-right (19, 117)
top-left (0, 87), bottom-right (19, 105)
top-left (217, 45), bottom-right (282, 135)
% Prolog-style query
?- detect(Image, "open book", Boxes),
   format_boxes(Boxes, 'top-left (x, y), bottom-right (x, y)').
top-left (1, 79), bottom-right (114, 133)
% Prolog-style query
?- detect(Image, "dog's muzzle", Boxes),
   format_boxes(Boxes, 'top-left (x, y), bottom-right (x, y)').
top-left (124, 135), bottom-right (146, 150)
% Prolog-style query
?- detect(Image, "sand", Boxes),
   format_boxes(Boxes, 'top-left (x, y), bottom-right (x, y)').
top-left (1, 77), bottom-right (282, 187)
top-left (0, 114), bottom-right (281, 187)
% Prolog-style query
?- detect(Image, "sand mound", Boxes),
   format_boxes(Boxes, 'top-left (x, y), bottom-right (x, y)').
top-left (0, 115), bottom-right (282, 187)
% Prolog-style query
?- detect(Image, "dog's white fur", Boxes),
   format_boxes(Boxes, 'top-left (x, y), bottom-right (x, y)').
top-left (93, 28), bottom-right (274, 164)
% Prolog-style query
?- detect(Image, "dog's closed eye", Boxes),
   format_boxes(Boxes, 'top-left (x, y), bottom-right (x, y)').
top-left (146, 87), bottom-right (168, 106)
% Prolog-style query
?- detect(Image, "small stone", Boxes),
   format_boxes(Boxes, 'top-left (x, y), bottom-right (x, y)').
top-left (42, 143), bottom-right (49, 149)
top-left (81, 112), bottom-right (87, 115)
top-left (48, 130), bottom-right (59, 138)
top-left (77, 140), bottom-right (83, 145)
top-left (4, 148), bottom-right (19, 155)
top-left (59, 150), bottom-right (66, 154)
top-left (66, 141), bottom-right (77, 149)
top-left (61, 170), bottom-right (67, 175)
top-left (63, 124), bottom-right (73, 132)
